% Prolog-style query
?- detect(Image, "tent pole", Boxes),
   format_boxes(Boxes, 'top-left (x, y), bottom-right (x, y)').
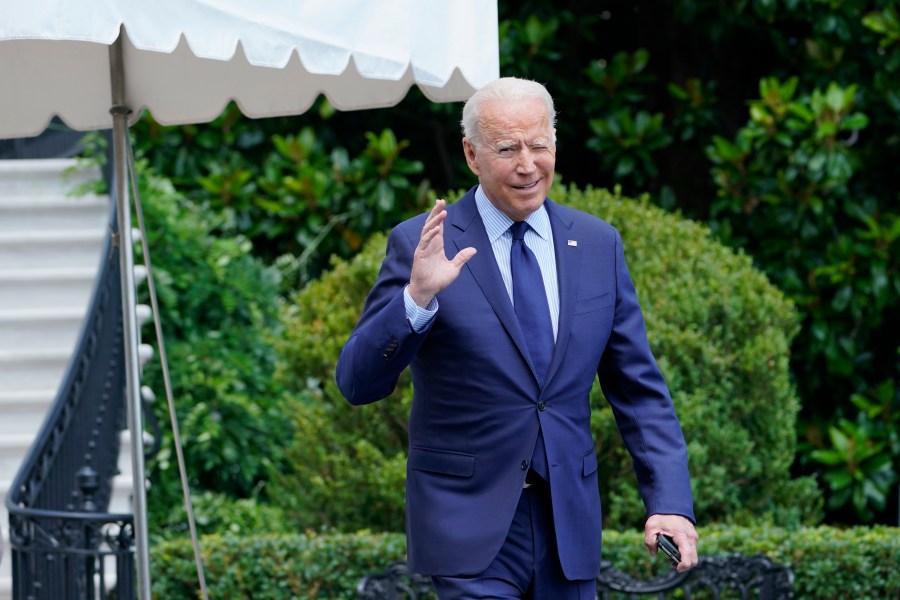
top-left (109, 31), bottom-right (153, 600)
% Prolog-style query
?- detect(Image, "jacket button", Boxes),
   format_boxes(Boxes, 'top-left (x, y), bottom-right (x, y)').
top-left (537, 401), bottom-right (546, 411)
top-left (521, 460), bottom-right (529, 471)
top-left (382, 337), bottom-right (399, 361)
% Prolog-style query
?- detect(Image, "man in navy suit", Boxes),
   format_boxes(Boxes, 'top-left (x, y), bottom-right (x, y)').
top-left (336, 77), bottom-right (698, 599)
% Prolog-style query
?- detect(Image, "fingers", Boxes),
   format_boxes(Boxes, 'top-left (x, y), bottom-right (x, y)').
top-left (671, 530), bottom-right (699, 572)
top-left (419, 199), bottom-right (448, 248)
top-left (450, 246), bottom-right (477, 269)
top-left (644, 514), bottom-right (699, 573)
top-left (425, 199), bottom-right (447, 229)
top-left (422, 199), bottom-right (475, 269)
top-left (409, 199), bottom-right (470, 306)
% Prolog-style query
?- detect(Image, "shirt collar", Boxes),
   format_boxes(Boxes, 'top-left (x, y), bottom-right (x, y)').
top-left (474, 185), bottom-right (551, 244)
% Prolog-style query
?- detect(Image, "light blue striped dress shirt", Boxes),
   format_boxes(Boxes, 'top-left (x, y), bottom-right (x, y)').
top-left (404, 186), bottom-right (560, 340)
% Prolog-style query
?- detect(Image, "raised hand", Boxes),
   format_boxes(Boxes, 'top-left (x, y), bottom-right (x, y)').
top-left (408, 199), bottom-right (477, 307)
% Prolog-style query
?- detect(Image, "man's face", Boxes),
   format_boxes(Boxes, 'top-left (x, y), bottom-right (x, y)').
top-left (463, 98), bottom-right (556, 222)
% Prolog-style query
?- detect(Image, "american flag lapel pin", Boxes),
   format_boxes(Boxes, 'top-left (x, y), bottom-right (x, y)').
top-left (568, 240), bottom-right (578, 247)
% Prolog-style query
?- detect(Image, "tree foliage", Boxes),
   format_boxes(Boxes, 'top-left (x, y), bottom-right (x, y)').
top-left (132, 110), bottom-right (430, 290)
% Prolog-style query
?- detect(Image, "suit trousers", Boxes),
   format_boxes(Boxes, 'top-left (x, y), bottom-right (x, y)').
top-left (430, 479), bottom-right (595, 600)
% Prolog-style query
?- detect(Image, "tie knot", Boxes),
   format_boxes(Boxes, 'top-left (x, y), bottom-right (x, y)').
top-left (510, 221), bottom-right (529, 241)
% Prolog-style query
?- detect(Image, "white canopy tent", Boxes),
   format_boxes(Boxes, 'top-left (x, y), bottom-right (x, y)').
top-left (0, 0), bottom-right (497, 136)
top-left (0, 2), bottom-right (498, 597)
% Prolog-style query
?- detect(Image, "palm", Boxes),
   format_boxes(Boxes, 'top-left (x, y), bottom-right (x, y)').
top-left (408, 200), bottom-right (476, 307)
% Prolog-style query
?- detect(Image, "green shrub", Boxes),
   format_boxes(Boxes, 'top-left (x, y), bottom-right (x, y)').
top-left (150, 526), bottom-right (900, 599)
top-left (151, 530), bottom-right (407, 599)
top-left (602, 525), bottom-right (900, 599)
top-left (274, 184), bottom-right (821, 532)
top-left (151, 491), bottom-right (289, 541)
top-left (270, 242), bottom-right (410, 532)
top-left (695, 525), bottom-right (900, 600)
top-left (133, 164), bottom-right (291, 523)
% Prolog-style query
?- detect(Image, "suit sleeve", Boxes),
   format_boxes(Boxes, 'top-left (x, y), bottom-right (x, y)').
top-left (335, 224), bottom-right (433, 405)
top-left (597, 229), bottom-right (695, 522)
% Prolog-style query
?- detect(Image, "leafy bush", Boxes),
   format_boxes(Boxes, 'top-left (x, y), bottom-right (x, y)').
top-left (132, 164), bottom-right (291, 523)
top-left (273, 185), bottom-right (820, 532)
top-left (269, 236), bottom-right (410, 532)
top-left (151, 491), bottom-right (289, 541)
top-left (151, 530), bottom-right (407, 599)
top-left (568, 185), bottom-right (821, 528)
top-left (150, 525), bottom-right (900, 599)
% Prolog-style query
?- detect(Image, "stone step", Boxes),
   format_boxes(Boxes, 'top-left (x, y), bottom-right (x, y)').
top-left (0, 194), bottom-right (110, 227)
top-left (0, 195), bottom-right (110, 233)
top-left (0, 267), bottom-right (96, 311)
top-left (0, 434), bottom-right (34, 487)
top-left (0, 347), bottom-right (70, 393)
top-left (0, 344), bottom-right (153, 392)
top-left (0, 307), bottom-right (85, 352)
top-left (0, 158), bottom-right (103, 199)
top-left (0, 389), bottom-right (55, 436)
top-left (0, 228), bottom-right (107, 269)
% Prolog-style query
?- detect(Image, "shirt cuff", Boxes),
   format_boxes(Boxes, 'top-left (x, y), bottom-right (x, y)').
top-left (403, 285), bottom-right (438, 332)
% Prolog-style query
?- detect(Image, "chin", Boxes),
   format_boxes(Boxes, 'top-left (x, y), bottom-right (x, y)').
top-left (510, 200), bottom-right (545, 220)
top-left (520, 191), bottom-right (548, 208)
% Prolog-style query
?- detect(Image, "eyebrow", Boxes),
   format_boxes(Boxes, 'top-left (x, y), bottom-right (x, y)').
top-left (495, 138), bottom-right (550, 148)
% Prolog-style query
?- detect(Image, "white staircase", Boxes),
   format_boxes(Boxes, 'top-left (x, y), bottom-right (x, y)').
top-left (0, 158), bottom-right (134, 599)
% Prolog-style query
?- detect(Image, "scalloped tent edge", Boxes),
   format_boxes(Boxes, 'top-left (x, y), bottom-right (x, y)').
top-left (0, 0), bottom-right (499, 139)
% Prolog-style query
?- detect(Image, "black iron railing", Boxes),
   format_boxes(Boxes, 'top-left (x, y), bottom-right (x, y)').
top-left (5, 200), bottom-right (136, 599)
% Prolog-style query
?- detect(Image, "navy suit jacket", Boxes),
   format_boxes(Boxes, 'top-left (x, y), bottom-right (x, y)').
top-left (336, 188), bottom-right (694, 580)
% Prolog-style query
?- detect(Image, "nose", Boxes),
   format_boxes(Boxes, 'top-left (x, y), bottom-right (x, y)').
top-left (516, 148), bottom-right (537, 173)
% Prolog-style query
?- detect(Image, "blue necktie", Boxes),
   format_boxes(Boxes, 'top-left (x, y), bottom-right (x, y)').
top-left (510, 221), bottom-right (554, 480)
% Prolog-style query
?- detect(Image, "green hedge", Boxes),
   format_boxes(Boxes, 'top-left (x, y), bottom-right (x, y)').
top-left (151, 531), bottom-right (407, 599)
top-left (273, 184), bottom-right (820, 531)
top-left (150, 526), bottom-right (900, 599)
top-left (602, 525), bottom-right (900, 599)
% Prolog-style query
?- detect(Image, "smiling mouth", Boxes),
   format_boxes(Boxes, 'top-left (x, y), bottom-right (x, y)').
top-left (512, 181), bottom-right (540, 190)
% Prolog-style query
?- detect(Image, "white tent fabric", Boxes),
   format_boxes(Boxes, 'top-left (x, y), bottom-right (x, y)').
top-left (0, 0), bottom-right (498, 139)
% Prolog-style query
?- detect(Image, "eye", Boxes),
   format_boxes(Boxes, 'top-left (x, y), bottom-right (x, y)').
top-left (497, 146), bottom-right (515, 157)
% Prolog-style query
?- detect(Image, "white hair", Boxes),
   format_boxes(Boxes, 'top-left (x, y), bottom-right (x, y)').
top-left (461, 77), bottom-right (557, 146)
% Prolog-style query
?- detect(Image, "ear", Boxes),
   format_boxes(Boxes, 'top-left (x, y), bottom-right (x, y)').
top-left (462, 138), bottom-right (480, 176)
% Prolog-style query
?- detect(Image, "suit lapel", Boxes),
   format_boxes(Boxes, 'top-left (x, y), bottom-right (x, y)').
top-left (449, 190), bottom-right (535, 375)
top-left (545, 199), bottom-right (581, 386)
